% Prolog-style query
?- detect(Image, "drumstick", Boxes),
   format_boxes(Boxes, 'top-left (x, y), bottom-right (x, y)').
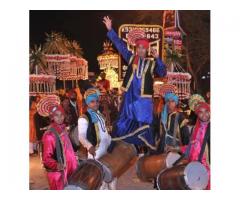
top-left (40, 126), bottom-right (50, 131)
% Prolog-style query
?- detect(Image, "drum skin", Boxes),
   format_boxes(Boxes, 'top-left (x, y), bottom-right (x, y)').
top-left (136, 152), bottom-right (181, 182)
top-left (157, 161), bottom-right (209, 190)
top-left (99, 141), bottom-right (137, 182)
top-left (67, 159), bottom-right (103, 190)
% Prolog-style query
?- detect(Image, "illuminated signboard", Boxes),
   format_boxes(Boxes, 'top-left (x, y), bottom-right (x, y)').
top-left (118, 24), bottom-right (164, 80)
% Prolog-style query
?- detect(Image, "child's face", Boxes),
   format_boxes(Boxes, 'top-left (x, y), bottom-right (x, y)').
top-left (52, 110), bottom-right (64, 125)
top-left (197, 107), bottom-right (210, 122)
top-left (88, 99), bottom-right (99, 111)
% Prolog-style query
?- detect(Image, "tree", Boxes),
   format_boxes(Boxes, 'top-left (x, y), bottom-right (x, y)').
top-left (43, 32), bottom-right (69, 54)
top-left (65, 40), bottom-right (84, 57)
top-left (30, 45), bottom-right (48, 74)
top-left (180, 10), bottom-right (210, 93)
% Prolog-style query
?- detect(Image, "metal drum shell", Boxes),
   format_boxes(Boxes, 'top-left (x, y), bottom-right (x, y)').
top-left (99, 141), bottom-right (137, 183)
top-left (136, 152), bottom-right (181, 182)
top-left (66, 159), bottom-right (104, 190)
top-left (156, 161), bottom-right (209, 190)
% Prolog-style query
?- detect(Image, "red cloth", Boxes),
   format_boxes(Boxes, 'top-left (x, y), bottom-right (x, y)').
top-left (68, 89), bottom-right (76, 97)
top-left (97, 79), bottom-right (110, 91)
top-left (49, 105), bottom-right (65, 119)
top-left (135, 38), bottom-right (149, 49)
top-left (42, 123), bottom-right (77, 190)
top-left (181, 120), bottom-right (210, 190)
top-left (195, 102), bottom-right (210, 114)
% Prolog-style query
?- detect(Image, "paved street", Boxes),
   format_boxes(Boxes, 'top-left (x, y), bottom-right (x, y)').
top-left (29, 155), bottom-right (153, 190)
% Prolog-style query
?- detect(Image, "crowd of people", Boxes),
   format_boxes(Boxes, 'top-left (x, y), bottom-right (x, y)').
top-left (29, 16), bottom-right (210, 190)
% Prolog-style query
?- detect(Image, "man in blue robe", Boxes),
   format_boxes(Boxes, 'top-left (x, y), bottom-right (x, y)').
top-left (103, 16), bottom-right (167, 150)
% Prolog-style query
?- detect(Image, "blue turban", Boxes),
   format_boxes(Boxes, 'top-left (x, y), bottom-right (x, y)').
top-left (84, 88), bottom-right (101, 123)
top-left (85, 88), bottom-right (100, 105)
top-left (161, 93), bottom-right (179, 126)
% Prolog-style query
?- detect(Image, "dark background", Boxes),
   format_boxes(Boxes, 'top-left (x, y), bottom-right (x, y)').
top-left (30, 10), bottom-right (210, 94)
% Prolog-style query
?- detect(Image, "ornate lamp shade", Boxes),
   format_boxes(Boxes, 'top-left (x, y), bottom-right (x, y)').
top-left (45, 54), bottom-right (71, 79)
top-left (45, 54), bottom-right (88, 81)
top-left (29, 74), bottom-right (56, 96)
top-left (167, 72), bottom-right (192, 100)
top-left (97, 41), bottom-right (119, 70)
top-left (62, 56), bottom-right (88, 80)
top-left (154, 72), bottom-right (191, 100)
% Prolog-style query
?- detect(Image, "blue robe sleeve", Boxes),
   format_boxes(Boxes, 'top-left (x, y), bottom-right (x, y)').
top-left (107, 29), bottom-right (132, 63)
top-left (154, 57), bottom-right (167, 77)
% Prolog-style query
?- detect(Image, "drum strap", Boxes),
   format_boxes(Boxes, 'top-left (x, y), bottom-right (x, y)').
top-left (163, 113), bottom-right (180, 149)
top-left (173, 113), bottom-right (180, 147)
top-left (198, 123), bottom-right (210, 162)
top-left (49, 127), bottom-right (66, 168)
top-left (49, 127), bottom-right (67, 187)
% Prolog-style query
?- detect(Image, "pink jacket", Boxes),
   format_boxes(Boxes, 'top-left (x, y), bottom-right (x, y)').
top-left (181, 121), bottom-right (210, 189)
top-left (42, 124), bottom-right (77, 190)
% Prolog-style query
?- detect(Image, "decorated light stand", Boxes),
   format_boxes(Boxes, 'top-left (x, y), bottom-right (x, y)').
top-left (154, 10), bottom-right (191, 100)
top-left (29, 74), bottom-right (56, 96)
top-left (97, 41), bottom-right (121, 89)
top-left (45, 54), bottom-right (88, 89)
top-left (29, 47), bottom-right (57, 96)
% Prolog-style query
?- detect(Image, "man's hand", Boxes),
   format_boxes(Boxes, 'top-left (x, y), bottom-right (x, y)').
top-left (103, 16), bottom-right (112, 31)
top-left (150, 48), bottom-right (159, 59)
top-left (88, 146), bottom-right (96, 157)
top-left (165, 145), bottom-right (180, 153)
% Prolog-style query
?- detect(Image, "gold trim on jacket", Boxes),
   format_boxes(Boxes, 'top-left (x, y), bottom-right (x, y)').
top-left (121, 55), bottom-right (155, 98)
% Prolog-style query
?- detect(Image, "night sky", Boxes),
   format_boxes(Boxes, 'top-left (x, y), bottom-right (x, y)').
top-left (30, 10), bottom-right (165, 74)
top-left (30, 10), bottom-right (210, 93)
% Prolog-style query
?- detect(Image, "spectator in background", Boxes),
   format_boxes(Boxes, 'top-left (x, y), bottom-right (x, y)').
top-left (29, 96), bottom-right (40, 155)
top-left (62, 89), bottom-right (79, 130)
top-left (97, 72), bottom-right (110, 93)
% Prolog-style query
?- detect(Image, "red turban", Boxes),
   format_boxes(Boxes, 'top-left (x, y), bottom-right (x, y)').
top-left (68, 89), bottom-right (77, 97)
top-left (135, 38), bottom-right (149, 49)
top-left (195, 102), bottom-right (210, 114)
top-left (49, 105), bottom-right (65, 118)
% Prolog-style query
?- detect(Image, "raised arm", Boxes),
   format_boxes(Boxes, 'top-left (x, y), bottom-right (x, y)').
top-left (150, 48), bottom-right (167, 77)
top-left (103, 16), bottom-right (132, 63)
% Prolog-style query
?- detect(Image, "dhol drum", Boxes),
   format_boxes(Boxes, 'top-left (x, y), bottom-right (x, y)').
top-left (68, 126), bottom-right (80, 151)
top-left (136, 152), bottom-right (182, 182)
top-left (65, 159), bottom-right (104, 190)
top-left (156, 161), bottom-right (209, 190)
top-left (68, 126), bottom-right (88, 159)
top-left (99, 140), bottom-right (137, 183)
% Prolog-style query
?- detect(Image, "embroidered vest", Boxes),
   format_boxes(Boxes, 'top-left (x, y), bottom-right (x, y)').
top-left (81, 111), bottom-right (100, 148)
top-left (121, 55), bottom-right (156, 98)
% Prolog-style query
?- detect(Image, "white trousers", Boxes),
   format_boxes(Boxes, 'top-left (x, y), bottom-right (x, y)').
top-left (87, 140), bottom-right (117, 190)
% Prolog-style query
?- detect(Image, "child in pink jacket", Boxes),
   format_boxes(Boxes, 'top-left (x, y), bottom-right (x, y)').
top-left (42, 105), bottom-right (77, 190)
